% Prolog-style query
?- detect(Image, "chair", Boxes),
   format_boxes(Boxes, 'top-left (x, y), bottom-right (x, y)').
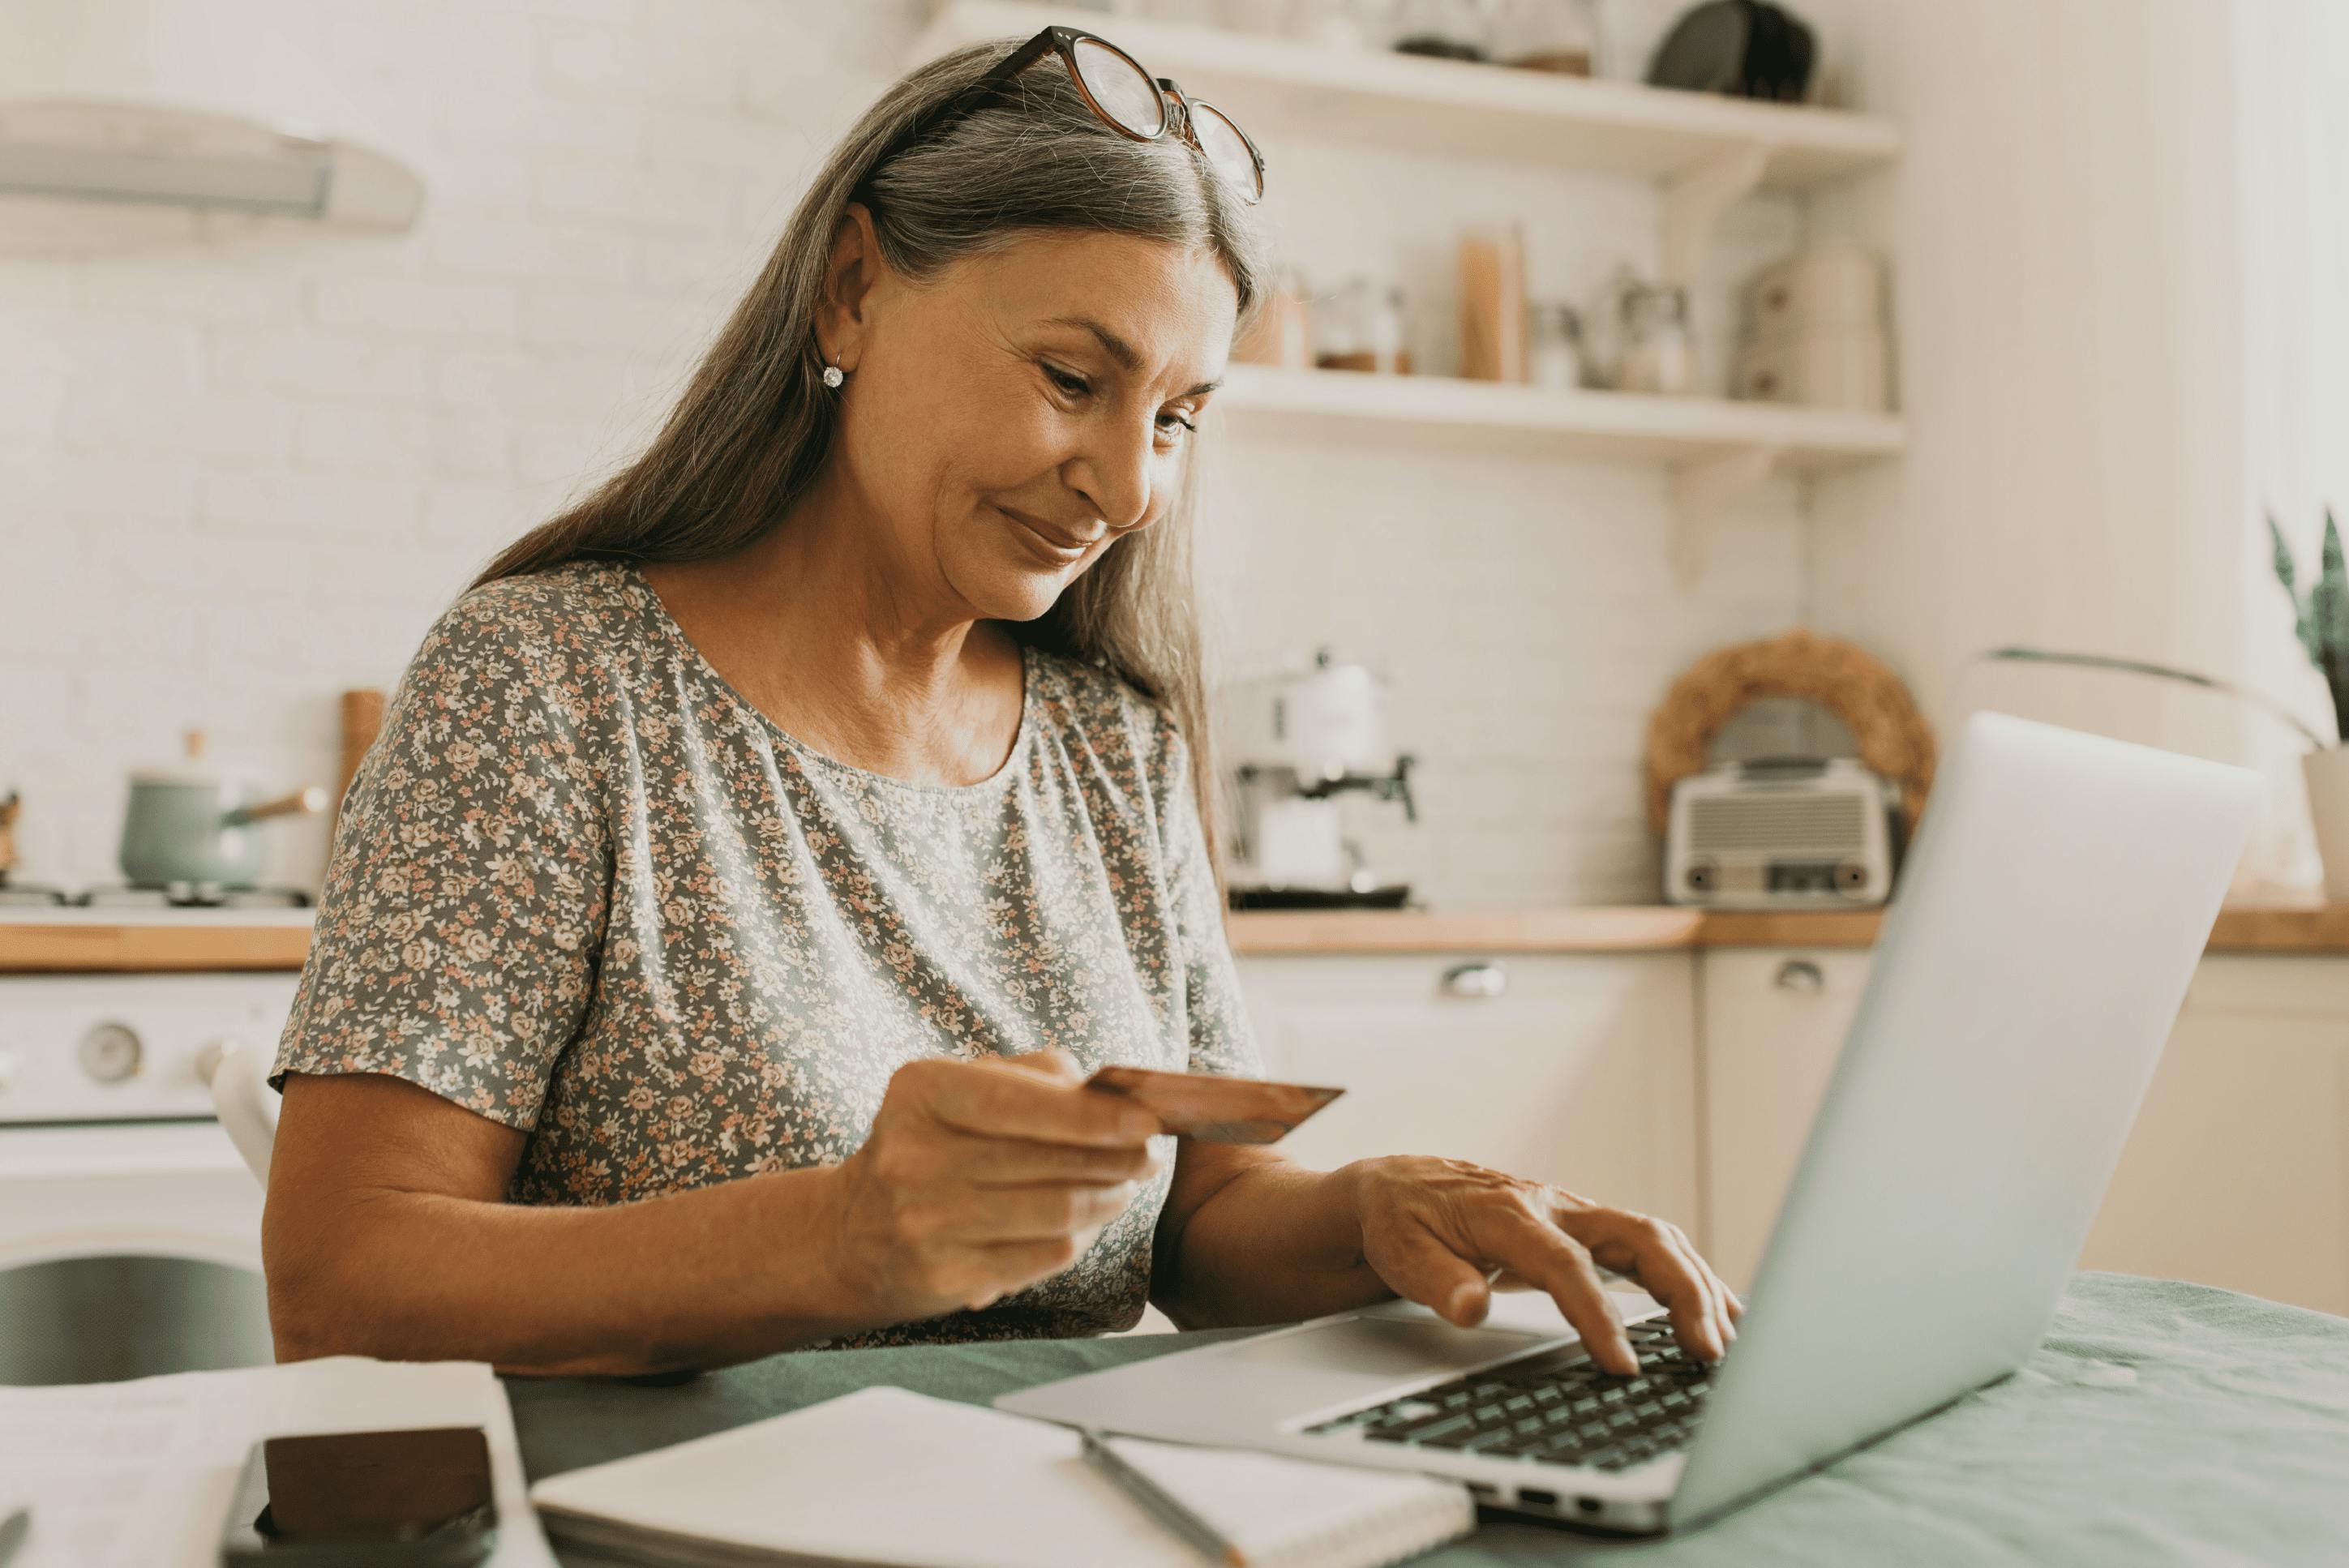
top-left (195, 1039), bottom-right (279, 1186)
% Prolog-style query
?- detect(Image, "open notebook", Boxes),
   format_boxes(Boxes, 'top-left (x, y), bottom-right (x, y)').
top-left (527, 1386), bottom-right (1473, 1568)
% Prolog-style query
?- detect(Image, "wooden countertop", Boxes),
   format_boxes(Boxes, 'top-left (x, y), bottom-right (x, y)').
top-left (0, 909), bottom-right (315, 973)
top-left (1226, 904), bottom-right (2349, 954)
top-left (4, 902), bottom-right (2347, 972)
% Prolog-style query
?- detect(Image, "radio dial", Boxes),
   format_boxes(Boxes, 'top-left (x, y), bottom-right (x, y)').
top-left (79, 1022), bottom-right (144, 1084)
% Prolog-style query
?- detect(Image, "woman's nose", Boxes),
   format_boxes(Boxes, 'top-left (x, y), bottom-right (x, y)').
top-left (1065, 422), bottom-right (1157, 534)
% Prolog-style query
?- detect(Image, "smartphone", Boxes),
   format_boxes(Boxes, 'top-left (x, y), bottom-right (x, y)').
top-left (218, 1426), bottom-right (497, 1566)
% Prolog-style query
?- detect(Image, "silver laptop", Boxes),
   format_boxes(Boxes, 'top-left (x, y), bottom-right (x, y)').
top-left (1000, 711), bottom-right (2261, 1533)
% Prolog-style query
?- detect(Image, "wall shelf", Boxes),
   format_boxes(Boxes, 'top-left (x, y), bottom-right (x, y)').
top-left (911, 2), bottom-right (1901, 192)
top-left (1215, 368), bottom-right (1904, 581)
top-left (1218, 366), bottom-right (1905, 467)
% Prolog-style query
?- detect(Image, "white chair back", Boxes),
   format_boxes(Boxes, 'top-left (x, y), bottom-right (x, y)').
top-left (195, 1039), bottom-right (278, 1186)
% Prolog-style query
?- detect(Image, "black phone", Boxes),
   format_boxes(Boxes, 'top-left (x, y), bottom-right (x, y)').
top-left (217, 1426), bottom-right (498, 1566)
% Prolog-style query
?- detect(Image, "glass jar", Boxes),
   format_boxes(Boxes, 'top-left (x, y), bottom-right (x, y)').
top-left (1527, 301), bottom-right (1585, 390)
top-left (1391, 0), bottom-right (1485, 58)
top-left (1316, 278), bottom-right (1412, 375)
top-left (1488, 0), bottom-right (1600, 75)
top-left (1235, 268), bottom-right (1315, 369)
top-left (1617, 282), bottom-right (1693, 395)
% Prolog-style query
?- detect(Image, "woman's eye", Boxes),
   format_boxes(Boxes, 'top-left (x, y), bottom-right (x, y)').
top-left (1045, 365), bottom-right (1092, 398)
top-left (1155, 409), bottom-right (1199, 439)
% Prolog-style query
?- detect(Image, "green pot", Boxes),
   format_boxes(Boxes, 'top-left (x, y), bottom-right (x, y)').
top-left (118, 768), bottom-right (326, 892)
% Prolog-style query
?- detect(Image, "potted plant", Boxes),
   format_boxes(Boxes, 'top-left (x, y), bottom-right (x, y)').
top-left (1985, 508), bottom-right (2349, 902)
top-left (2273, 510), bottom-right (2349, 899)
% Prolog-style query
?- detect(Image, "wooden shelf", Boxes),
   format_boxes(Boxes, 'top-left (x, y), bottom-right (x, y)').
top-left (911, 2), bottom-right (1901, 188)
top-left (1215, 365), bottom-right (1905, 469)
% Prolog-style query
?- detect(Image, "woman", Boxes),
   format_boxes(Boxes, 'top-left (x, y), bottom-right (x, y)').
top-left (264, 28), bottom-right (1740, 1377)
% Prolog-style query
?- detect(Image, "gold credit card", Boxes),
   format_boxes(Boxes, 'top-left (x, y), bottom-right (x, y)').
top-left (1085, 1066), bottom-right (1344, 1144)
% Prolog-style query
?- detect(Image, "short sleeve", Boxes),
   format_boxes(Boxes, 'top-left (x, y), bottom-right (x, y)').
top-left (1158, 721), bottom-right (1264, 1079)
top-left (273, 582), bottom-right (614, 1131)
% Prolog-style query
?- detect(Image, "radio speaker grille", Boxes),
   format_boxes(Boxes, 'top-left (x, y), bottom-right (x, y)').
top-left (1690, 794), bottom-right (1864, 852)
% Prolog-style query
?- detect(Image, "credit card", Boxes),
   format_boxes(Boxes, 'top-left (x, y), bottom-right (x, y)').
top-left (1084, 1065), bottom-right (1344, 1144)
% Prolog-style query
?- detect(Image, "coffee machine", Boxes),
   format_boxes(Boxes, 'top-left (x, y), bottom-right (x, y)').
top-left (1221, 649), bottom-right (1417, 909)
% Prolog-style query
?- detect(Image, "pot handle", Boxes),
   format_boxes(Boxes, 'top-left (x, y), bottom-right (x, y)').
top-left (222, 786), bottom-right (328, 827)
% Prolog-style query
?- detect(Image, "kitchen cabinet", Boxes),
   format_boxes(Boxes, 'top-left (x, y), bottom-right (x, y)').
top-left (1236, 953), bottom-right (1700, 1228)
top-left (1693, 949), bottom-right (1871, 1290)
top-left (1698, 949), bottom-right (2349, 1315)
top-left (2086, 957), bottom-right (2349, 1313)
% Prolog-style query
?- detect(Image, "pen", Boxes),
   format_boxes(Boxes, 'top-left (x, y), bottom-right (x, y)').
top-left (1078, 1429), bottom-right (1243, 1568)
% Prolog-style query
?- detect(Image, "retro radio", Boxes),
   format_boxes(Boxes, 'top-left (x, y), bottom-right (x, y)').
top-left (1663, 757), bottom-right (1899, 909)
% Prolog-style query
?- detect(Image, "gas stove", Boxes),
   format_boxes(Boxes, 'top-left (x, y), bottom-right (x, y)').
top-left (0, 881), bottom-right (311, 910)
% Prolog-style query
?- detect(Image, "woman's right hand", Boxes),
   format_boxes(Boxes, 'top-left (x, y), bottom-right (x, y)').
top-left (825, 1049), bottom-right (1164, 1323)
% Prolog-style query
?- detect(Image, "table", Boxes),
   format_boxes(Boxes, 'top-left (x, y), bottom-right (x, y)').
top-left (507, 1272), bottom-right (2349, 1566)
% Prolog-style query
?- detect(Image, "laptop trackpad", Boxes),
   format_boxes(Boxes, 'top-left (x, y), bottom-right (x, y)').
top-left (1223, 1315), bottom-right (1556, 1379)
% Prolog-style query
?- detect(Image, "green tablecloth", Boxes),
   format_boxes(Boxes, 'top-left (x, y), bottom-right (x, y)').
top-left (507, 1272), bottom-right (2349, 1566)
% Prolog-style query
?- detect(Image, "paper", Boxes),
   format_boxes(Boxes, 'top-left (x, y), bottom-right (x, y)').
top-left (0, 1357), bottom-right (553, 1568)
top-left (1100, 1433), bottom-right (1473, 1568)
top-left (532, 1385), bottom-right (1206, 1568)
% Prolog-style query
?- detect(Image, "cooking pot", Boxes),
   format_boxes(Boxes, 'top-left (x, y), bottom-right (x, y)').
top-left (119, 731), bottom-right (326, 892)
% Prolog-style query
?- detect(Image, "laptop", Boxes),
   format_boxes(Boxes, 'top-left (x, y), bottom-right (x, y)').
top-left (1000, 710), bottom-right (2262, 1533)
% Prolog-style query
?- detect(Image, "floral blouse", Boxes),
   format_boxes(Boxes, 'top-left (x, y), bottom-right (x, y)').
top-left (273, 559), bottom-right (1262, 1346)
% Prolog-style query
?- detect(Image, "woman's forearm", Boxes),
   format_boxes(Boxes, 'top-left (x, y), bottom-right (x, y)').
top-left (1152, 1156), bottom-right (1399, 1330)
top-left (265, 1165), bottom-right (880, 1377)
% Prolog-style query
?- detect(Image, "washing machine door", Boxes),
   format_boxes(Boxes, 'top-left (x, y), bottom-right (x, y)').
top-left (0, 1122), bottom-right (274, 1386)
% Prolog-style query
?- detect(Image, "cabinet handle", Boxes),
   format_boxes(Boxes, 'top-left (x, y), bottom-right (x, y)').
top-left (1774, 958), bottom-right (1825, 993)
top-left (1439, 961), bottom-right (1509, 1000)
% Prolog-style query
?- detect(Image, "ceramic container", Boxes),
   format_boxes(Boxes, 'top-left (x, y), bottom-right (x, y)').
top-left (2304, 745), bottom-right (2349, 902)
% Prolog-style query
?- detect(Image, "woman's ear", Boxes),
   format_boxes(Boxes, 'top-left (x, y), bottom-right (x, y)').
top-left (814, 203), bottom-right (885, 373)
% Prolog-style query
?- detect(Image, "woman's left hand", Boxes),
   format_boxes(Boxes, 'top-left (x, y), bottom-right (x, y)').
top-left (1345, 1155), bottom-right (1742, 1376)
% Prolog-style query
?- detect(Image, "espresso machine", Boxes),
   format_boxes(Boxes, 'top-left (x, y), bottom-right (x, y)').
top-left (1221, 649), bottom-right (1417, 909)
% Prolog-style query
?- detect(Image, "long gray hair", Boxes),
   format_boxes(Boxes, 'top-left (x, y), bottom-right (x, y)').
top-left (475, 39), bottom-right (1268, 889)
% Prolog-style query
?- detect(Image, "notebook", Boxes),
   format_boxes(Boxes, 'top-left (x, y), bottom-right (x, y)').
top-left (526, 1385), bottom-right (1474, 1568)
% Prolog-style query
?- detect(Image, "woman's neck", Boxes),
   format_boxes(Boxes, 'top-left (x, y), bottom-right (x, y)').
top-left (637, 485), bottom-right (1025, 786)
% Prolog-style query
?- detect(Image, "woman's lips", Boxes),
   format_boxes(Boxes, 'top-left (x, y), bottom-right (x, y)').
top-left (998, 506), bottom-right (1099, 564)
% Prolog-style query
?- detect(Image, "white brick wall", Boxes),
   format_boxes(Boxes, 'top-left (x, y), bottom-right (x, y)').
top-left (1, 0), bottom-right (1815, 908)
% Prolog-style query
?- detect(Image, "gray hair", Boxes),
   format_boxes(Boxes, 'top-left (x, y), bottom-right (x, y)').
top-left (477, 38), bottom-right (1271, 886)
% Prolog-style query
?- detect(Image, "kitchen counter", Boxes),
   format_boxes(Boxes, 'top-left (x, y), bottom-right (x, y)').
top-left (4, 902), bottom-right (2347, 971)
top-left (1228, 902), bottom-right (2349, 954)
top-left (0, 906), bottom-right (315, 973)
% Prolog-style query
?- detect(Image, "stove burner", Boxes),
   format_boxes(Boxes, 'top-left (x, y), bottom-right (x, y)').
top-left (70, 885), bottom-right (314, 910)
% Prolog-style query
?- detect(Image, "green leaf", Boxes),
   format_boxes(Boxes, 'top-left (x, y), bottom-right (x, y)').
top-left (2272, 511), bottom-right (2322, 664)
top-left (2318, 509), bottom-right (2349, 735)
top-left (2270, 510), bottom-right (2300, 594)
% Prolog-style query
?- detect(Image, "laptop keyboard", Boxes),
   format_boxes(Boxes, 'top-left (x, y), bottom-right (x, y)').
top-left (1301, 1319), bottom-right (1712, 1472)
